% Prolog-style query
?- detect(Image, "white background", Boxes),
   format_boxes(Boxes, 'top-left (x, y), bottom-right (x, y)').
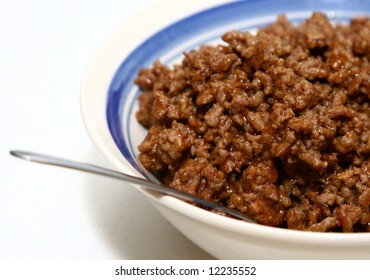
top-left (0, 0), bottom-right (214, 259)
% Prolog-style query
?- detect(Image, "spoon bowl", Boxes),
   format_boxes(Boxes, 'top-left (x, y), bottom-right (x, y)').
top-left (80, 0), bottom-right (370, 259)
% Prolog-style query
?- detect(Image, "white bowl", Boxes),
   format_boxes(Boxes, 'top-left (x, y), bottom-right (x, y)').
top-left (81, 0), bottom-right (370, 259)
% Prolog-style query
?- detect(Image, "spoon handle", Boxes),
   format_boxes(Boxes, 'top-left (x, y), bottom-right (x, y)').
top-left (9, 150), bottom-right (253, 222)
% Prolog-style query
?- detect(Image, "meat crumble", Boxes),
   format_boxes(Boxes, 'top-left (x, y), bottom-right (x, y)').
top-left (134, 13), bottom-right (370, 232)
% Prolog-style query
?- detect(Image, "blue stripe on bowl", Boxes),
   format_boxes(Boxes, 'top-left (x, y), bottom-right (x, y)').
top-left (106, 0), bottom-right (370, 176)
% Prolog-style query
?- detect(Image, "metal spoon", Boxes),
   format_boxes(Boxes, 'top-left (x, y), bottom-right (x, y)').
top-left (9, 150), bottom-right (254, 222)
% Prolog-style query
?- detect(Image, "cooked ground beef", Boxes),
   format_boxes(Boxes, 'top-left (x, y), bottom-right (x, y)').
top-left (134, 13), bottom-right (370, 232)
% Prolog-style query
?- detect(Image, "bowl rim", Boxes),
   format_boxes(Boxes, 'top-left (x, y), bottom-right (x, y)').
top-left (81, 0), bottom-right (370, 245)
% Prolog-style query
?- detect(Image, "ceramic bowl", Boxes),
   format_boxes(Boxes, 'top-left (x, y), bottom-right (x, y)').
top-left (81, 0), bottom-right (370, 259)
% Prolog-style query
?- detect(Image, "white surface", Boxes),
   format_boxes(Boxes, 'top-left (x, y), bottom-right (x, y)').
top-left (0, 0), bottom-right (214, 259)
